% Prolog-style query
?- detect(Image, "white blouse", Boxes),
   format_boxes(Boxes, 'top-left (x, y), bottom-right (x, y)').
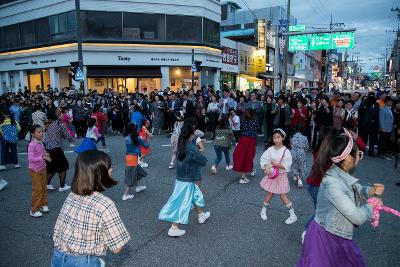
top-left (260, 146), bottom-right (292, 173)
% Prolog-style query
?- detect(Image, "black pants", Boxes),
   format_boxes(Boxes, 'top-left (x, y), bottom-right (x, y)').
top-left (378, 132), bottom-right (392, 156)
top-left (1, 140), bottom-right (18, 165)
top-left (74, 120), bottom-right (87, 138)
top-left (233, 130), bottom-right (241, 143)
top-left (359, 127), bottom-right (378, 155)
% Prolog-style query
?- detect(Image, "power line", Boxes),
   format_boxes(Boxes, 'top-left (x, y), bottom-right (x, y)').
top-left (240, 0), bottom-right (258, 20)
top-left (315, 0), bottom-right (330, 18)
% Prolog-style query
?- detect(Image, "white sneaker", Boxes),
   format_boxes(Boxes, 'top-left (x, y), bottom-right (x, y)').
top-left (239, 177), bottom-right (250, 184)
top-left (301, 230), bottom-right (306, 244)
top-left (30, 210), bottom-right (43, 218)
top-left (285, 212), bottom-right (298, 225)
top-left (168, 163), bottom-right (174, 169)
top-left (101, 147), bottom-right (110, 153)
top-left (297, 179), bottom-right (303, 188)
top-left (260, 206), bottom-right (268, 221)
top-left (47, 184), bottom-right (56, 191)
top-left (225, 165), bottom-right (233, 171)
top-left (0, 179), bottom-right (8, 190)
top-left (40, 205), bottom-right (50, 213)
top-left (168, 227), bottom-right (186, 237)
top-left (250, 169), bottom-right (256, 177)
top-left (14, 164), bottom-right (21, 169)
top-left (139, 162), bottom-right (148, 168)
top-left (198, 211), bottom-right (211, 224)
top-left (122, 194), bottom-right (134, 201)
top-left (59, 184), bottom-right (71, 192)
top-left (135, 185), bottom-right (146, 193)
top-left (69, 143), bottom-right (76, 148)
top-left (0, 165), bottom-right (6, 171)
top-left (211, 165), bottom-right (217, 174)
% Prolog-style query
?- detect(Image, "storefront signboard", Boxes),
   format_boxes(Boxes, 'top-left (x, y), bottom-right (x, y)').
top-left (253, 49), bottom-right (266, 73)
top-left (222, 46), bottom-right (238, 65)
top-left (257, 19), bottom-right (266, 49)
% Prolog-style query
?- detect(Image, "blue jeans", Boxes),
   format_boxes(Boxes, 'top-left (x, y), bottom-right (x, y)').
top-left (213, 145), bottom-right (230, 166)
top-left (95, 135), bottom-right (106, 147)
top-left (51, 249), bottom-right (105, 267)
top-left (305, 184), bottom-right (319, 229)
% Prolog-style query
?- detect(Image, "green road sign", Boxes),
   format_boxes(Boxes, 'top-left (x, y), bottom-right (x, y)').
top-left (289, 35), bottom-right (309, 51)
top-left (331, 32), bottom-right (355, 49)
top-left (310, 33), bottom-right (331, 50)
top-left (289, 24), bottom-right (306, 32)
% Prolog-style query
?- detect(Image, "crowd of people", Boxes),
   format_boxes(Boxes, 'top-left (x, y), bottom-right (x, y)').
top-left (0, 85), bottom-right (399, 266)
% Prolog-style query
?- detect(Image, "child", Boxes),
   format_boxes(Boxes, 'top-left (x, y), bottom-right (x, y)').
top-left (211, 115), bottom-right (234, 174)
top-left (290, 123), bottom-right (309, 188)
top-left (28, 125), bottom-right (52, 218)
top-left (74, 117), bottom-right (100, 154)
top-left (122, 123), bottom-right (148, 201)
top-left (0, 110), bottom-right (21, 170)
top-left (259, 128), bottom-right (297, 225)
top-left (233, 109), bottom-right (259, 184)
top-left (51, 151), bottom-right (130, 266)
top-left (62, 108), bottom-right (76, 148)
top-left (138, 120), bottom-right (153, 168)
top-left (159, 124), bottom-right (210, 237)
top-left (169, 111), bottom-right (185, 169)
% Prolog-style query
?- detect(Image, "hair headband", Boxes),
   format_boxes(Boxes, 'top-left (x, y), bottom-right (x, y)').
top-left (273, 128), bottom-right (286, 138)
top-left (331, 128), bottom-right (354, 163)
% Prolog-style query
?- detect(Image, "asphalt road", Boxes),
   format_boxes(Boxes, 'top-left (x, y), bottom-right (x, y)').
top-left (0, 135), bottom-right (399, 267)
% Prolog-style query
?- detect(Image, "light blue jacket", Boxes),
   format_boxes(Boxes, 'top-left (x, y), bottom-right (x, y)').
top-left (379, 106), bottom-right (394, 133)
top-left (314, 165), bottom-right (373, 240)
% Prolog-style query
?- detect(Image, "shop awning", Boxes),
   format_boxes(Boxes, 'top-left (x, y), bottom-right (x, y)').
top-left (257, 73), bottom-right (275, 80)
top-left (87, 67), bottom-right (162, 78)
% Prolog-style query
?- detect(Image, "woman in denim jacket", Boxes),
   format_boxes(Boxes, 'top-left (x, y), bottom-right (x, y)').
top-left (297, 130), bottom-right (384, 267)
top-left (159, 123), bottom-right (210, 237)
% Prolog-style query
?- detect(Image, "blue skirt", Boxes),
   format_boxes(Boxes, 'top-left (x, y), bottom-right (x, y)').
top-left (75, 138), bottom-right (97, 154)
top-left (159, 180), bottom-right (205, 225)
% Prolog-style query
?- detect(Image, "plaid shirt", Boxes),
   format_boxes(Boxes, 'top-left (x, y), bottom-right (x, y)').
top-left (53, 192), bottom-right (130, 256)
top-left (44, 121), bottom-right (73, 149)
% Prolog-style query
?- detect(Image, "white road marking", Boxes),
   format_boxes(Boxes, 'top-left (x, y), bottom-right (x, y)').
top-left (18, 150), bottom-right (75, 155)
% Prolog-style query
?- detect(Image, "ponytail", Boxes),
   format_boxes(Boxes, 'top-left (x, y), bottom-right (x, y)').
top-left (177, 124), bottom-right (194, 161)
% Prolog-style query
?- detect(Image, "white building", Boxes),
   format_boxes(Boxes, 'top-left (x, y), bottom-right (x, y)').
top-left (0, 0), bottom-right (222, 94)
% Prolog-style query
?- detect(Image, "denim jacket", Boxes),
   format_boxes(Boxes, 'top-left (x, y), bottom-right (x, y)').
top-left (314, 165), bottom-right (373, 240)
top-left (176, 142), bottom-right (207, 183)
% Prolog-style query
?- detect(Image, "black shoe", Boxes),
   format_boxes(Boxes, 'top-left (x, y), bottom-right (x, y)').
top-left (396, 182), bottom-right (400, 187)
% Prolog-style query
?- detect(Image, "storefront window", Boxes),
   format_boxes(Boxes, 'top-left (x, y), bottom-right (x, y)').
top-left (166, 15), bottom-right (202, 43)
top-left (88, 77), bottom-right (159, 94)
top-left (28, 69), bottom-right (50, 92)
top-left (123, 13), bottom-right (165, 41)
top-left (81, 11), bottom-right (122, 40)
top-left (20, 21), bottom-right (34, 47)
top-left (203, 18), bottom-right (220, 46)
top-left (34, 17), bottom-right (50, 44)
top-left (169, 67), bottom-right (200, 91)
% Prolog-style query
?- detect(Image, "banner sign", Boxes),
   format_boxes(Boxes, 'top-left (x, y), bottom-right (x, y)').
top-left (258, 19), bottom-right (266, 49)
top-left (222, 47), bottom-right (238, 65)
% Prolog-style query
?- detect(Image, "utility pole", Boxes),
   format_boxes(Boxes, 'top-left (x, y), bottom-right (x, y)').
top-left (325, 13), bottom-right (333, 90)
top-left (75, 0), bottom-right (84, 94)
top-left (274, 25), bottom-right (281, 95)
top-left (191, 49), bottom-right (195, 91)
top-left (281, 0), bottom-right (291, 92)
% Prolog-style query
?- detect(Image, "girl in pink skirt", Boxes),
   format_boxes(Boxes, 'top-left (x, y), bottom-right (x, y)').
top-left (259, 128), bottom-right (297, 225)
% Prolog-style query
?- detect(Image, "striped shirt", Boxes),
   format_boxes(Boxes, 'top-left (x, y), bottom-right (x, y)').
top-left (53, 192), bottom-right (130, 256)
top-left (44, 121), bottom-right (73, 149)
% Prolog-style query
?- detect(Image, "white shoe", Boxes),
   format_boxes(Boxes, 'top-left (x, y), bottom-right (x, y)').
top-left (297, 179), bottom-right (303, 188)
top-left (122, 194), bottom-right (134, 200)
top-left (285, 210), bottom-right (298, 225)
top-left (0, 179), bottom-right (8, 190)
top-left (211, 165), bottom-right (217, 174)
top-left (139, 162), bottom-right (148, 168)
top-left (260, 206), bottom-right (268, 221)
top-left (135, 185), bottom-right (146, 193)
top-left (239, 177), bottom-right (250, 184)
top-left (168, 163), bottom-right (174, 169)
top-left (14, 164), bottom-right (21, 169)
top-left (168, 227), bottom-right (186, 237)
top-left (30, 210), bottom-right (43, 218)
top-left (40, 205), bottom-right (50, 213)
top-left (59, 184), bottom-right (71, 192)
top-left (301, 230), bottom-right (306, 244)
top-left (47, 184), bottom-right (56, 191)
top-left (69, 143), bottom-right (76, 148)
top-left (198, 211), bottom-right (211, 224)
top-left (250, 169), bottom-right (256, 177)
top-left (0, 165), bottom-right (6, 171)
top-left (225, 165), bottom-right (233, 171)
top-left (101, 147), bottom-right (110, 153)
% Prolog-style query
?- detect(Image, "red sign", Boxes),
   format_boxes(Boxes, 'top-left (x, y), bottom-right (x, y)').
top-left (222, 46), bottom-right (238, 65)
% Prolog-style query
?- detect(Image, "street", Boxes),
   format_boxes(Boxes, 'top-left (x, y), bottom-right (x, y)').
top-left (0, 135), bottom-right (399, 267)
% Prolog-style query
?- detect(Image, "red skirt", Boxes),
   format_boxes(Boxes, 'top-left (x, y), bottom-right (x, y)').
top-left (233, 136), bottom-right (256, 173)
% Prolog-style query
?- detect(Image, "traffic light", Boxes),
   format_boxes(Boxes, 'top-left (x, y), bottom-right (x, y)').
top-left (193, 60), bottom-right (203, 72)
top-left (70, 61), bottom-right (79, 81)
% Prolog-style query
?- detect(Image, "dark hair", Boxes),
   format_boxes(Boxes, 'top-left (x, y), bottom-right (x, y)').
top-left (270, 128), bottom-right (290, 148)
top-left (88, 117), bottom-right (96, 128)
top-left (33, 105), bottom-right (43, 112)
top-left (243, 108), bottom-right (254, 121)
top-left (183, 117), bottom-right (198, 130)
top-left (72, 150), bottom-right (117, 196)
top-left (217, 115), bottom-right (229, 129)
top-left (29, 124), bottom-right (42, 134)
top-left (346, 100), bottom-right (355, 106)
top-left (123, 123), bottom-right (139, 145)
top-left (2, 110), bottom-right (16, 125)
top-left (93, 104), bottom-right (100, 113)
top-left (177, 124), bottom-right (195, 161)
top-left (313, 128), bottom-right (337, 178)
top-left (293, 123), bottom-right (305, 135)
top-left (384, 96), bottom-right (393, 103)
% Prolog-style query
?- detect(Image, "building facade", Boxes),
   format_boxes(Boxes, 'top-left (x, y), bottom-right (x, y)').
top-left (0, 0), bottom-right (221, 94)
